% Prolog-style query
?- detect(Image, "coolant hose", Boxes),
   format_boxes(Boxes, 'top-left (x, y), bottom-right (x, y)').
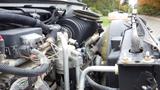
top-left (86, 76), bottom-right (117, 90)
top-left (0, 49), bottom-right (50, 77)
top-left (0, 12), bottom-right (50, 33)
top-left (79, 66), bottom-right (116, 90)
top-left (80, 70), bottom-right (117, 90)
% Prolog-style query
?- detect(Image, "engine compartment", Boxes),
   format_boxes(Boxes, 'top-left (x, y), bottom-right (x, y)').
top-left (0, 1), bottom-right (159, 90)
top-left (0, 4), bottom-right (102, 90)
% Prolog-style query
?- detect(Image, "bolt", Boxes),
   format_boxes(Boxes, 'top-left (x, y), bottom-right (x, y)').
top-left (121, 53), bottom-right (131, 64)
top-left (143, 51), bottom-right (154, 63)
top-left (144, 51), bottom-right (151, 61)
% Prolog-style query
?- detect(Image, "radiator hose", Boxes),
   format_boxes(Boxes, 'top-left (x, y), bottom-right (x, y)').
top-left (0, 49), bottom-right (50, 77)
top-left (0, 12), bottom-right (50, 34)
top-left (87, 76), bottom-right (117, 90)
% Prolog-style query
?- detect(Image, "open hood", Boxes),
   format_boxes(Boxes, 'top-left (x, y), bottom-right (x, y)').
top-left (1, 0), bottom-right (80, 3)
top-left (0, 0), bottom-right (85, 7)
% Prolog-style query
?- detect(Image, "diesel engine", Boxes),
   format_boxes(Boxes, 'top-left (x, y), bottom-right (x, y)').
top-left (0, 1), bottom-right (104, 90)
top-left (0, 0), bottom-right (159, 90)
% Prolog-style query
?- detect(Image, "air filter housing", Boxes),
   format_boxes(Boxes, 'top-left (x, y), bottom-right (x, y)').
top-left (58, 10), bottom-right (100, 44)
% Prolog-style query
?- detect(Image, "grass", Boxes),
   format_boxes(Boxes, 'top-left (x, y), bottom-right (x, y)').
top-left (100, 16), bottom-right (110, 27)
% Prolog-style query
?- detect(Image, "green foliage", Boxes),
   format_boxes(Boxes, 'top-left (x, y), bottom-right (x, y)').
top-left (83, 0), bottom-right (118, 16)
top-left (100, 16), bottom-right (110, 27)
top-left (119, 4), bottom-right (129, 12)
top-left (138, 4), bottom-right (160, 16)
top-left (83, 0), bottom-right (160, 16)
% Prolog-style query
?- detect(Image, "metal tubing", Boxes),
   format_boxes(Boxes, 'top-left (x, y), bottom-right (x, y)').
top-left (59, 33), bottom-right (70, 90)
top-left (79, 66), bottom-right (116, 90)
top-left (75, 52), bottom-right (81, 89)
top-left (69, 50), bottom-right (81, 89)
top-left (131, 15), bottom-right (141, 53)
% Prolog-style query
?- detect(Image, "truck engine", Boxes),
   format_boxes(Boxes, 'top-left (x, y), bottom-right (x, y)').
top-left (0, 0), bottom-right (159, 90)
top-left (0, 1), bottom-right (103, 90)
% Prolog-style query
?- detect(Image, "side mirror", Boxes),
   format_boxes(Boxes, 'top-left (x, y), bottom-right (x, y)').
top-left (120, 0), bottom-right (128, 5)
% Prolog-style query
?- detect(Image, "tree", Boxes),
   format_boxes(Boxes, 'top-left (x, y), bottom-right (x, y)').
top-left (83, 0), bottom-right (118, 15)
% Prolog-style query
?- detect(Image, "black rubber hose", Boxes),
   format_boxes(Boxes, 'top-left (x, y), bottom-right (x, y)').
top-left (80, 70), bottom-right (117, 90)
top-left (87, 76), bottom-right (118, 90)
top-left (0, 64), bottom-right (49, 77)
top-left (0, 12), bottom-right (50, 33)
top-left (0, 49), bottom-right (50, 77)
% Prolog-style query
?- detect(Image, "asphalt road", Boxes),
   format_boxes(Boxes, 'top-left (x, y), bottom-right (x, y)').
top-left (140, 15), bottom-right (160, 38)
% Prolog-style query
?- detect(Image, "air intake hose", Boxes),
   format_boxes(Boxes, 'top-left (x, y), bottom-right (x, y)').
top-left (0, 49), bottom-right (50, 77)
top-left (0, 12), bottom-right (50, 33)
top-left (58, 17), bottom-right (98, 44)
